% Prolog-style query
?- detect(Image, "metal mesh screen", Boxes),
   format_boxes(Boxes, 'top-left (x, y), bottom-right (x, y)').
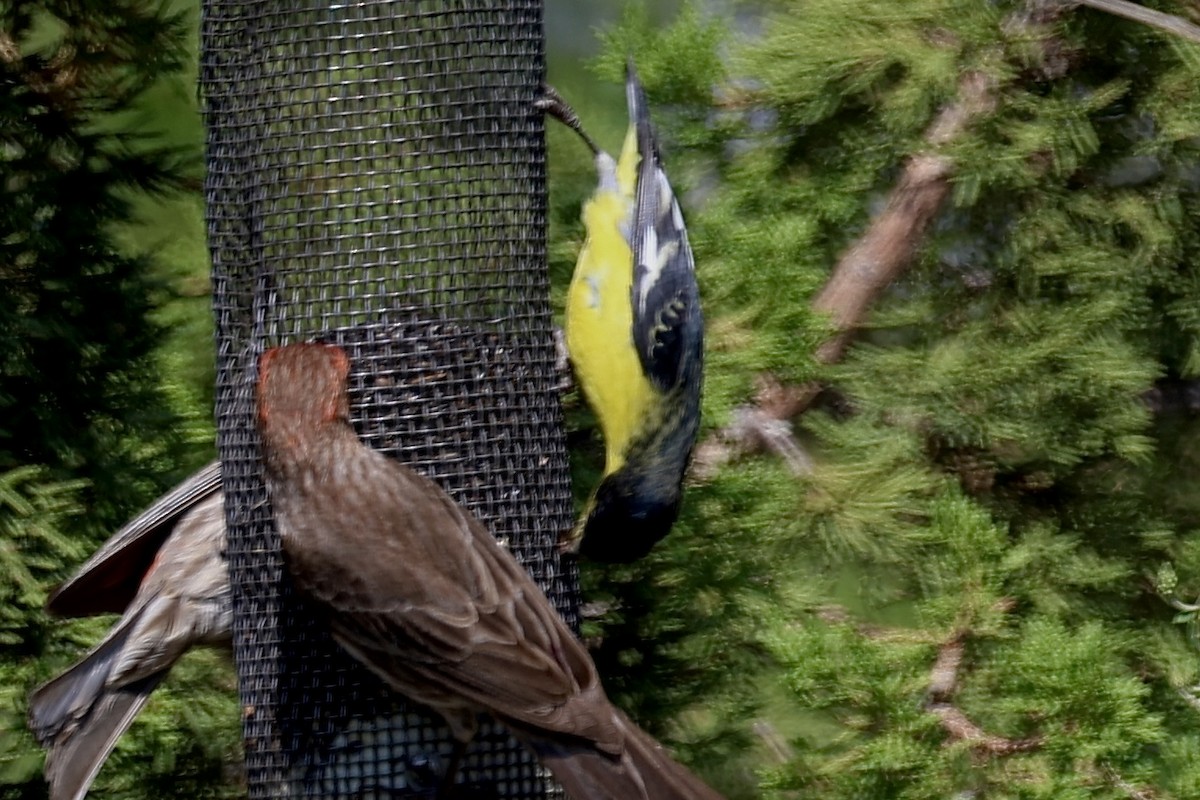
top-left (199, 2), bottom-right (576, 797)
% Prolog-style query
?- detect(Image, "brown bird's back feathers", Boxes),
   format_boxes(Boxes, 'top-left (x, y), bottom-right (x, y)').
top-left (257, 343), bottom-right (723, 800)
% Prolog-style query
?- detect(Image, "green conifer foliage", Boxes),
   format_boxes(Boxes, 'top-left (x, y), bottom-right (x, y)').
top-left (581, 0), bottom-right (1200, 796)
top-left (0, 4), bottom-right (240, 799)
top-left (0, 0), bottom-right (195, 530)
top-left (0, 467), bottom-right (85, 793)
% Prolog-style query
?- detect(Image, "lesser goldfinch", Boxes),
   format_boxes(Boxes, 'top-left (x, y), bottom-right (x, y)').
top-left (541, 64), bottom-right (703, 562)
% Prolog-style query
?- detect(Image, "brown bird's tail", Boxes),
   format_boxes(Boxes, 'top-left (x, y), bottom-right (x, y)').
top-left (28, 623), bottom-right (165, 800)
top-left (520, 709), bottom-right (724, 800)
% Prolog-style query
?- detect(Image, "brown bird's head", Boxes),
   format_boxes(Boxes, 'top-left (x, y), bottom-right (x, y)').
top-left (257, 343), bottom-right (352, 452)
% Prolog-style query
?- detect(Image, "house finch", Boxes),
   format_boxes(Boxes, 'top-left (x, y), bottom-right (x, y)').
top-left (257, 342), bottom-right (723, 800)
top-left (29, 464), bottom-right (231, 800)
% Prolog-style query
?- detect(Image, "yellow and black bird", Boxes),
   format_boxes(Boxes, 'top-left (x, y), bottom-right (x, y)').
top-left (540, 64), bottom-right (704, 562)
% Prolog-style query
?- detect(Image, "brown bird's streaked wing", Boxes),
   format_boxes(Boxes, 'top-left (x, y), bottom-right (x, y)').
top-left (48, 461), bottom-right (223, 617)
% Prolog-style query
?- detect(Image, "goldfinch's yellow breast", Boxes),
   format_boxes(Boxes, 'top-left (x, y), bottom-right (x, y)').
top-left (567, 188), bottom-right (659, 473)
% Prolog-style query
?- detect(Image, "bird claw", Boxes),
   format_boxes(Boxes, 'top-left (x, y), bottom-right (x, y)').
top-left (553, 327), bottom-right (575, 394)
top-left (536, 84), bottom-right (600, 156)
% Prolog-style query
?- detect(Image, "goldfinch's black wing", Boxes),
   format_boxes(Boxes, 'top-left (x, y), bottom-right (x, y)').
top-left (627, 65), bottom-right (704, 394)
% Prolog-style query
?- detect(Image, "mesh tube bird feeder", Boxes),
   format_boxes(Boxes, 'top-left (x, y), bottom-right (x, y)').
top-left (199, 1), bottom-right (575, 796)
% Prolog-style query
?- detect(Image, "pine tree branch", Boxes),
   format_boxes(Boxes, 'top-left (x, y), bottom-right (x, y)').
top-left (816, 601), bottom-right (1042, 756)
top-left (691, 69), bottom-right (998, 480)
top-left (926, 704), bottom-right (1043, 755)
top-left (751, 720), bottom-right (795, 765)
top-left (811, 68), bottom-right (996, 366)
top-left (691, 375), bottom-right (815, 481)
top-left (690, 1), bottom-right (1083, 481)
top-left (1101, 764), bottom-right (1163, 800)
top-left (1074, 0), bottom-right (1200, 45)
top-left (0, 30), bottom-right (80, 104)
top-left (926, 636), bottom-right (966, 701)
top-left (1176, 686), bottom-right (1200, 714)
top-left (923, 625), bottom-right (1043, 756)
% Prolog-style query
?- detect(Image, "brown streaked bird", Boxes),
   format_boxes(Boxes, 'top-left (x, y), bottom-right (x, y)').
top-left (29, 465), bottom-right (232, 800)
top-left (256, 342), bottom-right (724, 800)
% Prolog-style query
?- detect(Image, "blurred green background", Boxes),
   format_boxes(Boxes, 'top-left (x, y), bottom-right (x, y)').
top-left (10, 1), bottom-right (1200, 799)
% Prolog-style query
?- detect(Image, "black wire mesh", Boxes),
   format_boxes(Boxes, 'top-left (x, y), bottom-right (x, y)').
top-left (199, 2), bottom-right (575, 797)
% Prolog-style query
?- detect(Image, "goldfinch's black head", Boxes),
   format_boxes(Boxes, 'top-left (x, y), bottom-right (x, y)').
top-left (576, 471), bottom-right (682, 563)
